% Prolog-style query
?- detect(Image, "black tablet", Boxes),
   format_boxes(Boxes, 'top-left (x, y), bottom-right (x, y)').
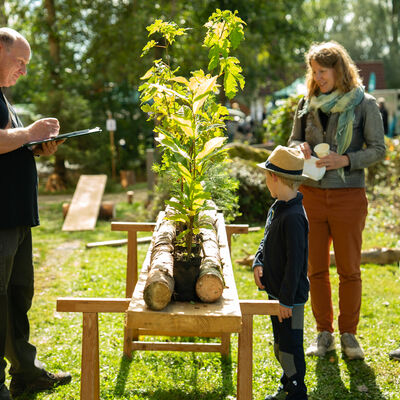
top-left (23, 127), bottom-right (102, 147)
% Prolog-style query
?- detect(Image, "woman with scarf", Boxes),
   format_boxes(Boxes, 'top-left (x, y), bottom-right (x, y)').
top-left (288, 41), bottom-right (385, 360)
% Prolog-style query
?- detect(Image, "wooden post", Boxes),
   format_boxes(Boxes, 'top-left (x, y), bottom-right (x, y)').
top-left (237, 313), bottom-right (253, 400)
top-left (107, 113), bottom-right (117, 180)
top-left (225, 224), bottom-right (249, 253)
top-left (237, 300), bottom-right (280, 400)
top-left (81, 313), bottom-right (100, 400)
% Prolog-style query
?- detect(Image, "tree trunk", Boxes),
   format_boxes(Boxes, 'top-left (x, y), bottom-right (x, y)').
top-left (195, 207), bottom-right (224, 303)
top-left (43, 0), bottom-right (67, 184)
top-left (0, 1), bottom-right (7, 26)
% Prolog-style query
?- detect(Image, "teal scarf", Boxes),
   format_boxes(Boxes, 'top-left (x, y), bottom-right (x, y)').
top-left (299, 86), bottom-right (364, 180)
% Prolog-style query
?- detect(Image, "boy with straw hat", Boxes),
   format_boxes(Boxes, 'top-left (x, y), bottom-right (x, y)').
top-left (253, 145), bottom-right (310, 400)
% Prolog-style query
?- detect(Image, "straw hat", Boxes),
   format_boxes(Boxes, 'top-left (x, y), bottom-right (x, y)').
top-left (257, 145), bottom-right (308, 181)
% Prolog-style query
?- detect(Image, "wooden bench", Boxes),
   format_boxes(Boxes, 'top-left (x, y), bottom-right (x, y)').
top-left (56, 297), bottom-right (279, 400)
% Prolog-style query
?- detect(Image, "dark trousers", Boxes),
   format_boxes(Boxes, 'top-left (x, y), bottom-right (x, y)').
top-left (271, 304), bottom-right (307, 400)
top-left (0, 226), bottom-right (44, 386)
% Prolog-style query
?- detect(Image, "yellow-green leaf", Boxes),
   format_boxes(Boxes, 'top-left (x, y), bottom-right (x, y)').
top-left (196, 136), bottom-right (227, 161)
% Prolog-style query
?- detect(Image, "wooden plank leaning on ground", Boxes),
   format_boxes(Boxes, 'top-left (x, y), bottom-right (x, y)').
top-left (62, 174), bottom-right (107, 231)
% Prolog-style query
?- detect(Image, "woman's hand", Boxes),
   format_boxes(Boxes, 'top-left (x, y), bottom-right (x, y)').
top-left (316, 151), bottom-right (350, 170)
top-left (297, 142), bottom-right (312, 159)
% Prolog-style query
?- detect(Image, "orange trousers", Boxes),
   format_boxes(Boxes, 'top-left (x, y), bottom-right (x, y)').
top-left (300, 186), bottom-right (368, 334)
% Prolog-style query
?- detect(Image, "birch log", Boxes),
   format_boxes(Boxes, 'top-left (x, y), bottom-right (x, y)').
top-left (195, 207), bottom-right (225, 303)
top-left (143, 211), bottom-right (175, 311)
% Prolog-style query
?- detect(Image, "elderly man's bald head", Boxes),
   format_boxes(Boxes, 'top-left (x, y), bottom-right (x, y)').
top-left (0, 27), bottom-right (29, 50)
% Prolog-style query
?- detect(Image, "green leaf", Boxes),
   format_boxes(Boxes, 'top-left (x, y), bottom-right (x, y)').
top-left (196, 136), bottom-right (227, 161)
top-left (192, 75), bottom-right (218, 114)
top-left (141, 40), bottom-right (157, 57)
top-left (171, 114), bottom-right (195, 138)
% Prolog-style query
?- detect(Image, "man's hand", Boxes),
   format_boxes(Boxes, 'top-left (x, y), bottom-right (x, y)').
top-left (27, 118), bottom-right (60, 142)
top-left (278, 304), bottom-right (292, 323)
top-left (253, 266), bottom-right (265, 290)
top-left (33, 139), bottom-right (65, 156)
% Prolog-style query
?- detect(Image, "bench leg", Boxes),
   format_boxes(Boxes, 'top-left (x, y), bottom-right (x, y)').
top-left (237, 314), bottom-right (253, 400)
top-left (81, 312), bottom-right (100, 400)
top-left (123, 327), bottom-right (138, 359)
top-left (220, 333), bottom-right (231, 357)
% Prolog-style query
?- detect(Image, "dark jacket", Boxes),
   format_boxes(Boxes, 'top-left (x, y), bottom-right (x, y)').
top-left (253, 192), bottom-right (309, 308)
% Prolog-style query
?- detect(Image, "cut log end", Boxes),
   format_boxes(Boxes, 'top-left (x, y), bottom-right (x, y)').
top-left (143, 281), bottom-right (173, 311)
top-left (195, 273), bottom-right (224, 303)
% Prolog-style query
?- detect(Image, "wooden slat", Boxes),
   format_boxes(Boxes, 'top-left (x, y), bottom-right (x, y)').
top-left (131, 341), bottom-right (223, 353)
top-left (86, 236), bottom-right (151, 249)
top-left (111, 222), bottom-right (156, 232)
top-left (57, 298), bottom-right (130, 313)
top-left (225, 224), bottom-right (249, 235)
top-left (240, 300), bottom-right (280, 316)
top-left (62, 175), bottom-right (107, 231)
top-left (136, 330), bottom-right (230, 338)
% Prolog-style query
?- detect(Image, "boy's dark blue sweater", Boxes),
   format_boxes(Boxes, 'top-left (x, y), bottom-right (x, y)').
top-left (253, 192), bottom-right (309, 308)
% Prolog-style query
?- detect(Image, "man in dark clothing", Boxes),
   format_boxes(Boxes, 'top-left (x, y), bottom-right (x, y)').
top-left (253, 146), bottom-right (309, 400)
top-left (0, 28), bottom-right (70, 399)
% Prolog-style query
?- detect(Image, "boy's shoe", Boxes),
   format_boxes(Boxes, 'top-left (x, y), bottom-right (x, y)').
top-left (9, 370), bottom-right (71, 397)
top-left (0, 384), bottom-right (11, 400)
top-left (340, 333), bottom-right (364, 360)
top-left (264, 384), bottom-right (286, 400)
top-left (389, 347), bottom-right (400, 361)
top-left (305, 331), bottom-right (335, 357)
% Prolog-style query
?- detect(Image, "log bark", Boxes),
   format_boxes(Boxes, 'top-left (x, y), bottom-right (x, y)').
top-left (235, 248), bottom-right (400, 267)
top-left (143, 210), bottom-right (175, 310)
top-left (62, 201), bottom-right (115, 220)
top-left (195, 207), bottom-right (224, 303)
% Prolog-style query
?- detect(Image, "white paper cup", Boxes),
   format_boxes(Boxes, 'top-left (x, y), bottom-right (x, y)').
top-left (314, 143), bottom-right (330, 158)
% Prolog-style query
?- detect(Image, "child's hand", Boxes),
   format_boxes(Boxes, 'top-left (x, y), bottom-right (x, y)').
top-left (278, 304), bottom-right (292, 323)
top-left (253, 266), bottom-right (265, 290)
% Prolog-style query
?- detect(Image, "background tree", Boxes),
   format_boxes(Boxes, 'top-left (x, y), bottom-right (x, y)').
top-left (304, 0), bottom-right (400, 88)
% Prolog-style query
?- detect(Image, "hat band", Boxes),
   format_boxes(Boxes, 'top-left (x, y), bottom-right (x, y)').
top-left (265, 160), bottom-right (303, 176)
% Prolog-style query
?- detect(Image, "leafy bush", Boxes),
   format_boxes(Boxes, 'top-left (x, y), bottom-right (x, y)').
top-left (264, 95), bottom-right (303, 145)
top-left (229, 158), bottom-right (274, 223)
top-left (367, 136), bottom-right (400, 194)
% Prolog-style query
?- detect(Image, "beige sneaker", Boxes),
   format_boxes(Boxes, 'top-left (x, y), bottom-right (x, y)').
top-left (306, 331), bottom-right (335, 357)
top-left (340, 333), bottom-right (365, 360)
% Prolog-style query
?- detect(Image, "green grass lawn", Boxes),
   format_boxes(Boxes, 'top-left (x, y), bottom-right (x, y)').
top-left (7, 188), bottom-right (400, 399)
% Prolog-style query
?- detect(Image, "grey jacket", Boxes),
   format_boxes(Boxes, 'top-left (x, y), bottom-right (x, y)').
top-left (288, 92), bottom-right (386, 188)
